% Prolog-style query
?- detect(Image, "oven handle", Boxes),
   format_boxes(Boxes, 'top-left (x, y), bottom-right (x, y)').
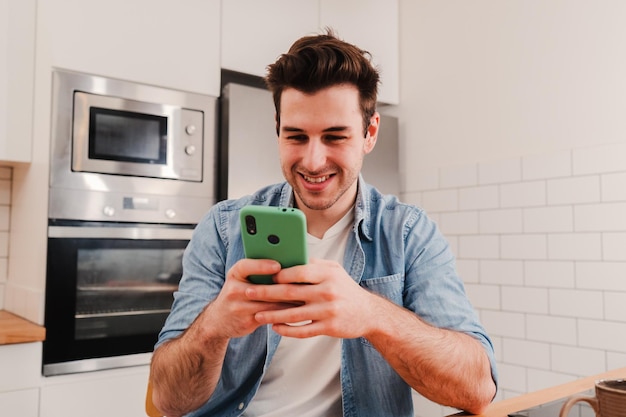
top-left (48, 225), bottom-right (194, 240)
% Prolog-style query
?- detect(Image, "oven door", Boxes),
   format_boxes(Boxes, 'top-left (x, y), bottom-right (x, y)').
top-left (43, 222), bottom-right (193, 376)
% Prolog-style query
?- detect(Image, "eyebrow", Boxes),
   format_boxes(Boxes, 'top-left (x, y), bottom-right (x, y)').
top-left (281, 126), bottom-right (350, 133)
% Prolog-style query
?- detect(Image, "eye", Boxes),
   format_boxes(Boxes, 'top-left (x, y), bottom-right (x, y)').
top-left (285, 134), bottom-right (308, 141)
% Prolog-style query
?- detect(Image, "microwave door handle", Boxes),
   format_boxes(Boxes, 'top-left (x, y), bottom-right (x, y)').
top-left (48, 226), bottom-right (193, 240)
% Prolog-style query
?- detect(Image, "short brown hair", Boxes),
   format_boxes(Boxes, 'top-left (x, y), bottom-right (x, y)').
top-left (265, 28), bottom-right (380, 136)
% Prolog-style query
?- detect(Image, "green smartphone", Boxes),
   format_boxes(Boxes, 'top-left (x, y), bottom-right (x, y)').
top-left (240, 205), bottom-right (308, 284)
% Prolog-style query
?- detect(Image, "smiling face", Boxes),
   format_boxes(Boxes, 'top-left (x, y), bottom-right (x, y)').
top-left (278, 84), bottom-right (379, 223)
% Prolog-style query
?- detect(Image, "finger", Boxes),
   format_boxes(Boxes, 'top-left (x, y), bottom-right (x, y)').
top-left (229, 258), bottom-right (281, 283)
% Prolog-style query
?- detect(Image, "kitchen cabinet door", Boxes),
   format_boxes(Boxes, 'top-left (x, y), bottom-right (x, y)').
top-left (40, 366), bottom-right (150, 417)
top-left (0, 0), bottom-right (36, 163)
top-left (320, 0), bottom-right (400, 104)
top-left (38, 0), bottom-right (221, 96)
top-left (0, 389), bottom-right (39, 417)
top-left (221, 0), bottom-right (319, 78)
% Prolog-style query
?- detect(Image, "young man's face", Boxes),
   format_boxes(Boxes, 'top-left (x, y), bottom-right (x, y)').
top-left (277, 84), bottom-right (379, 217)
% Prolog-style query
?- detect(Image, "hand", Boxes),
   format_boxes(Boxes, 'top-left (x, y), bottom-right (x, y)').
top-left (245, 258), bottom-right (378, 339)
top-left (193, 258), bottom-right (296, 340)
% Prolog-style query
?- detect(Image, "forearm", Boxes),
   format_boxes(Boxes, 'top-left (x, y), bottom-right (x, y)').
top-left (366, 295), bottom-right (495, 414)
top-left (150, 311), bottom-right (230, 417)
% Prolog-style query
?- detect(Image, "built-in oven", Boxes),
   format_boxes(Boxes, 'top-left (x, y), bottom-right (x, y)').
top-left (44, 70), bottom-right (218, 375)
top-left (43, 222), bottom-right (192, 376)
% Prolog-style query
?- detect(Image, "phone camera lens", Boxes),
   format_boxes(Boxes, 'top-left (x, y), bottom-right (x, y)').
top-left (245, 215), bottom-right (257, 235)
top-left (267, 234), bottom-right (280, 245)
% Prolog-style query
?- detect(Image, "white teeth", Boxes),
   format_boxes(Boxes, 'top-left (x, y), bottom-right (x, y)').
top-left (303, 175), bottom-right (328, 183)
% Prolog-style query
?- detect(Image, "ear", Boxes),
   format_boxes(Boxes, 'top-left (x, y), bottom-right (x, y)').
top-left (364, 112), bottom-right (380, 154)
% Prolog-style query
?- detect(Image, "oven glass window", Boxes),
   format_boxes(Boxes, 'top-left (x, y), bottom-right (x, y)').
top-left (89, 107), bottom-right (167, 164)
top-left (74, 247), bottom-right (182, 340)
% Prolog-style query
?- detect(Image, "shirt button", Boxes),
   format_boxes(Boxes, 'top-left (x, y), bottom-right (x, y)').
top-left (238, 402), bottom-right (245, 410)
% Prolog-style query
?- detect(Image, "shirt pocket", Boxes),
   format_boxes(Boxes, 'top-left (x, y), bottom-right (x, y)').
top-left (358, 273), bottom-right (405, 347)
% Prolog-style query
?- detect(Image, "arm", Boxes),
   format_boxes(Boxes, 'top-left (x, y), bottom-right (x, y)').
top-left (365, 293), bottom-right (496, 414)
top-left (150, 259), bottom-right (284, 417)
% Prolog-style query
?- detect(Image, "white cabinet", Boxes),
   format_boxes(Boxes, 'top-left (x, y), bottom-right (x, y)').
top-left (38, 0), bottom-right (221, 96)
top-left (0, 0), bottom-right (36, 163)
top-left (0, 342), bottom-right (42, 417)
top-left (320, 0), bottom-right (399, 104)
top-left (221, 0), bottom-right (319, 78)
top-left (40, 366), bottom-right (151, 417)
top-left (0, 389), bottom-right (39, 417)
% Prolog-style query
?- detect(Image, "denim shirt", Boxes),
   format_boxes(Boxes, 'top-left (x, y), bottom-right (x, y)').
top-left (156, 178), bottom-right (498, 417)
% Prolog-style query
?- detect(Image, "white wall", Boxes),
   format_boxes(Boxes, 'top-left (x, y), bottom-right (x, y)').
top-left (398, 0), bottom-right (626, 170)
top-left (398, 2), bottom-right (626, 416)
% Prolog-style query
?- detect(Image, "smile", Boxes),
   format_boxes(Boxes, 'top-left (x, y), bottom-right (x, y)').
top-left (303, 174), bottom-right (330, 183)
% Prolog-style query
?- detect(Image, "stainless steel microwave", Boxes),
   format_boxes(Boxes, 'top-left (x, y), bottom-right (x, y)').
top-left (72, 90), bottom-right (204, 182)
top-left (49, 70), bottom-right (218, 224)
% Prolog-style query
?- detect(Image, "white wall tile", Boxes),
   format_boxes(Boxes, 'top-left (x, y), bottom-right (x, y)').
top-left (500, 181), bottom-right (546, 208)
top-left (480, 260), bottom-right (524, 285)
top-left (497, 363), bottom-right (527, 393)
top-left (459, 185), bottom-right (499, 210)
top-left (501, 234), bottom-right (548, 260)
top-left (547, 176), bottom-right (600, 205)
top-left (549, 289), bottom-right (604, 319)
top-left (527, 369), bottom-right (578, 392)
top-left (406, 167), bottom-right (439, 192)
top-left (421, 189), bottom-right (458, 212)
top-left (465, 284), bottom-right (500, 310)
top-left (605, 292), bottom-right (626, 323)
top-left (607, 352), bottom-right (626, 371)
top-left (523, 206), bottom-right (573, 233)
top-left (456, 259), bottom-right (479, 283)
top-left (401, 191), bottom-right (422, 207)
top-left (573, 143), bottom-right (626, 175)
top-left (601, 172), bottom-right (626, 202)
top-left (479, 158), bottom-right (521, 185)
top-left (575, 203), bottom-right (626, 232)
top-left (578, 319), bottom-right (626, 353)
top-left (440, 164), bottom-right (477, 188)
top-left (576, 261), bottom-right (626, 291)
top-left (526, 314), bottom-right (577, 345)
top-left (551, 345), bottom-right (607, 376)
top-left (548, 233), bottom-right (602, 260)
top-left (501, 287), bottom-right (548, 314)
top-left (603, 233), bottom-right (626, 261)
top-left (479, 209), bottom-right (523, 234)
top-left (522, 151), bottom-right (572, 181)
top-left (439, 211), bottom-right (478, 235)
top-left (459, 235), bottom-right (500, 259)
top-left (524, 261), bottom-right (575, 288)
top-left (482, 310), bottom-right (526, 338)
top-left (502, 339), bottom-right (551, 369)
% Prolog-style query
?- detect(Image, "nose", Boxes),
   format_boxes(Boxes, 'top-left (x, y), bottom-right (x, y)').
top-left (301, 138), bottom-right (327, 172)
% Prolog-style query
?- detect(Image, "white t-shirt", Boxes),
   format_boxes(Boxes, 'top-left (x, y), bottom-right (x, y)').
top-left (244, 209), bottom-right (354, 417)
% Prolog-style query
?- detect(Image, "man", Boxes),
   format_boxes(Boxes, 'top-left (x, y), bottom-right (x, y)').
top-left (150, 30), bottom-right (497, 417)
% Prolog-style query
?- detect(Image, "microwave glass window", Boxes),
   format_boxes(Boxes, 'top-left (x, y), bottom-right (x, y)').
top-left (88, 107), bottom-right (168, 164)
top-left (74, 247), bottom-right (182, 340)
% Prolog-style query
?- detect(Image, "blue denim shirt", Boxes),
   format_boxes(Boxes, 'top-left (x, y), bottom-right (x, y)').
top-left (156, 178), bottom-right (498, 417)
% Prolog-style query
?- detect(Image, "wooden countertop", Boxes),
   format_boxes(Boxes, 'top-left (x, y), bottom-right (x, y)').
top-left (0, 310), bottom-right (46, 345)
top-left (449, 366), bottom-right (626, 417)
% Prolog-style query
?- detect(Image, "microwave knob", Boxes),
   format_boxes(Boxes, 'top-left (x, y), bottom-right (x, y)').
top-left (184, 145), bottom-right (196, 155)
top-left (103, 206), bottom-right (115, 217)
top-left (185, 124), bottom-right (196, 135)
top-left (165, 209), bottom-right (176, 219)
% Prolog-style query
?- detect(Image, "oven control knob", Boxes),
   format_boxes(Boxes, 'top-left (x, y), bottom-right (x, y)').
top-left (185, 145), bottom-right (196, 155)
top-left (185, 125), bottom-right (196, 135)
top-left (165, 209), bottom-right (176, 219)
top-left (103, 206), bottom-right (115, 217)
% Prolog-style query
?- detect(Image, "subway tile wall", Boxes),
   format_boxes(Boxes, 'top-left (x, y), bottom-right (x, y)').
top-left (0, 166), bottom-right (11, 311)
top-left (406, 142), bottom-right (626, 417)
